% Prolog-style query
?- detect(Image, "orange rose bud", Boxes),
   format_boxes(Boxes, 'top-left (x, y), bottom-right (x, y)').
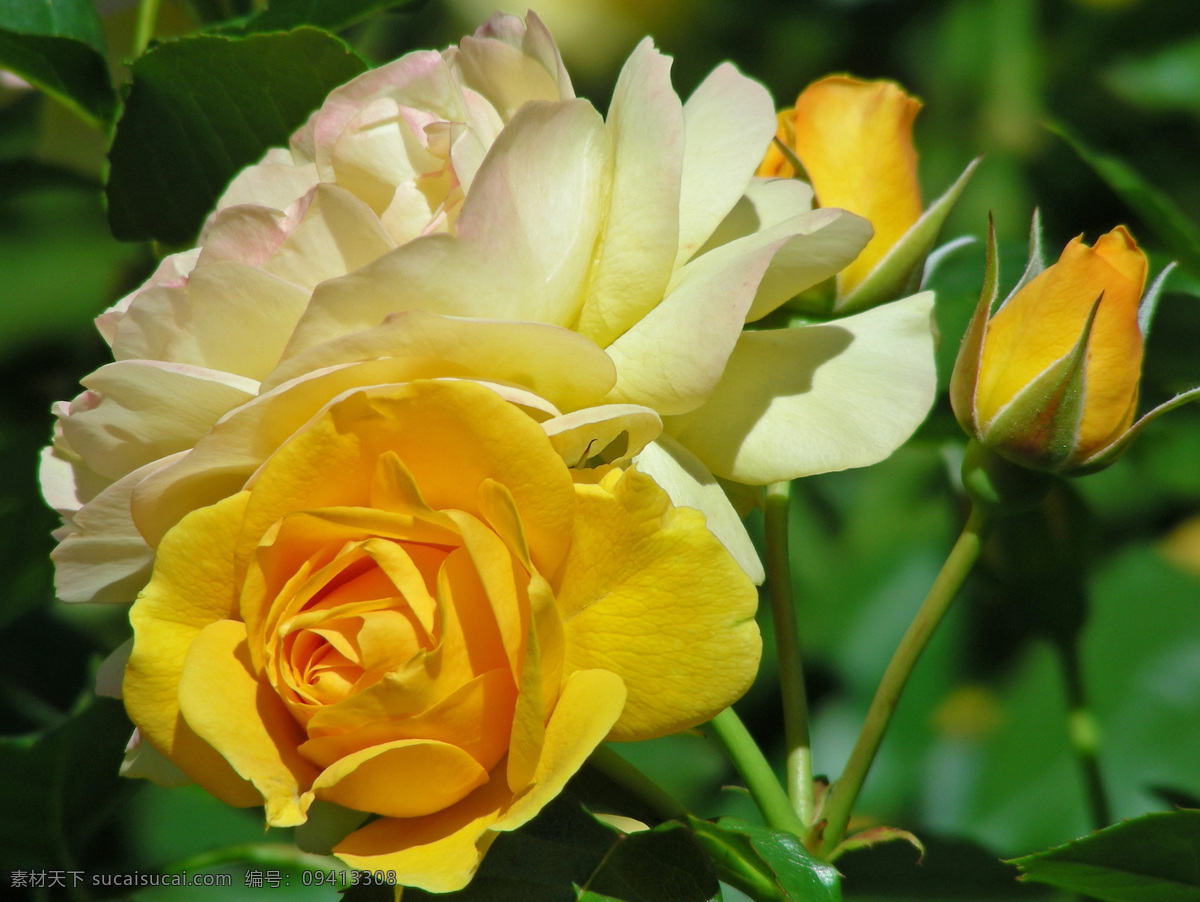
top-left (760, 76), bottom-right (924, 296)
top-left (952, 223), bottom-right (1151, 474)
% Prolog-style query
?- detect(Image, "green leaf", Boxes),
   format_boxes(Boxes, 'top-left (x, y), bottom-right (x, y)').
top-left (1009, 810), bottom-right (1200, 901)
top-left (0, 0), bottom-right (116, 127)
top-left (0, 0), bottom-right (106, 52)
top-left (837, 832), bottom-right (1057, 900)
top-left (579, 821), bottom-right (720, 902)
top-left (687, 818), bottom-right (841, 902)
top-left (401, 794), bottom-right (718, 902)
top-left (238, 0), bottom-right (424, 33)
top-left (1048, 121), bottom-right (1200, 277)
top-left (1103, 36), bottom-right (1200, 116)
top-left (0, 695), bottom-right (136, 870)
top-left (105, 28), bottom-right (369, 245)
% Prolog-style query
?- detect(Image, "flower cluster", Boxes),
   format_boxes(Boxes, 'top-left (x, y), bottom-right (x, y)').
top-left (41, 11), bottom-right (944, 891)
top-left (42, 14), bottom-right (938, 607)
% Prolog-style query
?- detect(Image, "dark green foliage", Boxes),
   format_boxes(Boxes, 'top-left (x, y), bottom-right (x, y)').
top-left (0, 0), bottom-right (116, 125)
top-left (1010, 811), bottom-right (1200, 901)
top-left (106, 28), bottom-right (368, 244)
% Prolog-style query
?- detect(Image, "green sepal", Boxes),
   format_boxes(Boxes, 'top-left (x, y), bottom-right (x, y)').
top-left (1073, 381), bottom-right (1200, 474)
top-left (1137, 261), bottom-right (1177, 339)
top-left (920, 234), bottom-right (978, 286)
top-left (772, 135), bottom-right (806, 177)
top-left (1001, 207), bottom-right (1046, 305)
top-left (949, 215), bottom-right (999, 437)
top-left (835, 156), bottom-right (979, 314)
top-left (980, 293), bottom-right (1102, 472)
top-left (826, 825), bottom-right (925, 865)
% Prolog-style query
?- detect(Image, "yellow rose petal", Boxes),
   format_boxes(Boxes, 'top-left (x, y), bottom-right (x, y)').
top-left (124, 492), bottom-right (260, 808)
top-left (304, 545), bottom-right (507, 737)
top-left (789, 76), bottom-right (923, 293)
top-left (555, 468), bottom-right (760, 741)
top-left (322, 672), bottom-right (621, 893)
top-left (310, 738), bottom-right (489, 818)
top-left (333, 766), bottom-right (515, 893)
top-left (241, 382), bottom-right (575, 578)
top-left (505, 617), bottom-right (548, 794)
top-left (300, 668), bottom-right (516, 770)
top-left (495, 667), bottom-right (625, 829)
top-left (178, 619), bottom-right (318, 827)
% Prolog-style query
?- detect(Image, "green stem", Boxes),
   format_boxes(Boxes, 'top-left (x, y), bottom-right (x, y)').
top-left (589, 745), bottom-right (690, 823)
top-left (134, 0), bottom-right (163, 57)
top-left (817, 503), bottom-right (992, 856)
top-left (1057, 640), bottom-right (1111, 830)
top-left (764, 480), bottom-right (814, 827)
top-left (707, 707), bottom-right (806, 836)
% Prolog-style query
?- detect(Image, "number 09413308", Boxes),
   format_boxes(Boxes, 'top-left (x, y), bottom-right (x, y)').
top-left (301, 869), bottom-right (400, 887)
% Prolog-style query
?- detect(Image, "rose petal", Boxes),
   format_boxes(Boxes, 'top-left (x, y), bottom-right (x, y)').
top-left (179, 619), bottom-right (318, 826)
top-left (258, 184), bottom-right (396, 290)
top-left (286, 99), bottom-right (611, 353)
top-left (333, 668), bottom-right (623, 893)
top-left (574, 39), bottom-right (682, 347)
top-left (112, 261), bottom-right (307, 381)
top-left (542, 404), bottom-right (662, 468)
top-left (124, 493), bottom-right (260, 807)
top-left (556, 469), bottom-right (758, 740)
top-left (674, 63), bottom-right (776, 268)
top-left (266, 311), bottom-right (616, 412)
top-left (62, 361), bottom-right (256, 481)
top-left (633, 436), bottom-right (764, 584)
top-left (604, 209), bottom-right (867, 415)
top-left (666, 291), bottom-right (937, 483)
top-left (299, 668), bottom-right (516, 771)
top-left (309, 738), bottom-right (489, 819)
top-left (452, 13), bottom-right (570, 121)
top-left (697, 176), bottom-right (816, 255)
top-left (129, 365), bottom-right (562, 548)
top-left (52, 455), bottom-right (182, 604)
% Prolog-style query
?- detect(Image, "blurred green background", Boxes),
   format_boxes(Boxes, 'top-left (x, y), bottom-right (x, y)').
top-left (2, 0), bottom-right (1199, 899)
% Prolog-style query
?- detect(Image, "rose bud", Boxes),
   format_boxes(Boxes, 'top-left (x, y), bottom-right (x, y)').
top-left (952, 218), bottom-right (1199, 477)
top-left (760, 75), bottom-right (976, 314)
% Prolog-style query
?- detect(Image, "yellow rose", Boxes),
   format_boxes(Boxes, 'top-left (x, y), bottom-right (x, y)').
top-left (951, 224), bottom-right (1200, 475)
top-left (122, 380), bottom-right (760, 891)
top-left (759, 75), bottom-right (975, 313)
